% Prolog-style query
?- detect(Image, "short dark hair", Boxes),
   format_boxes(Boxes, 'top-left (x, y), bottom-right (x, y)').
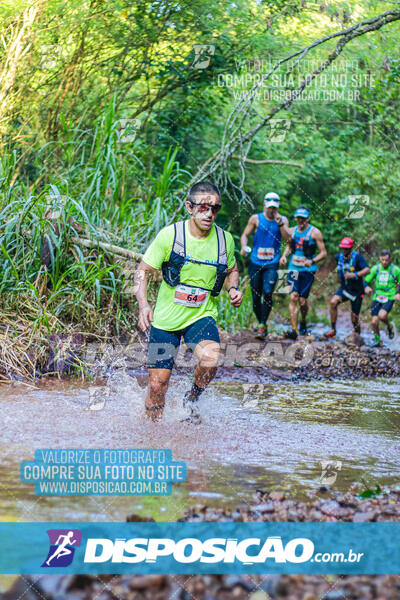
top-left (380, 249), bottom-right (391, 257)
top-left (188, 181), bottom-right (220, 202)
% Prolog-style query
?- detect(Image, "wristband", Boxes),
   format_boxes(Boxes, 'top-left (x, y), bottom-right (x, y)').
top-left (278, 219), bottom-right (284, 227)
top-left (228, 286), bottom-right (240, 293)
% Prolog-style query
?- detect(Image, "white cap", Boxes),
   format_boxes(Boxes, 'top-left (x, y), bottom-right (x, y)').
top-left (264, 192), bottom-right (280, 208)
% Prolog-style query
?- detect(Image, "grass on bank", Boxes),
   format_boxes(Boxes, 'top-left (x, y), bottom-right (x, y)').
top-left (1, 104), bottom-right (400, 378)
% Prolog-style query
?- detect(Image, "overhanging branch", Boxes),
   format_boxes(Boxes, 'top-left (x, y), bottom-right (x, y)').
top-left (232, 156), bottom-right (304, 168)
top-left (190, 9), bottom-right (400, 189)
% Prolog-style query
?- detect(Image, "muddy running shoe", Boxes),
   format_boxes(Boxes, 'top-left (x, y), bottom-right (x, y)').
top-left (299, 321), bottom-right (307, 336)
top-left (388, 323), bottom-right (395, 339)
top-left (324, 329), bottom-right (336, 339)
top-left (285, 328), bottom-right (298, 340)
top-left (255, 325), bottom-right (267, 340)
top-left (181, 392), bottom-right (202, 425)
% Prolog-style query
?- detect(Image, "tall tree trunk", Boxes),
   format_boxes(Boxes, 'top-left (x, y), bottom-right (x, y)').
top-left (0, 1), bottom-right (44, 144)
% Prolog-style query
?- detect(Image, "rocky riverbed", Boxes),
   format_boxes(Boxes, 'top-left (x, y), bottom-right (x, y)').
top-left (175, 485), bottom-right (400, 523)
top-left (172, 330), bottom-right (400, 382)
top-left (2, 319), bottom-right (399, 382)
top-left (3, 573), bottom-right (400, 600)
top-left (4, 488), bottom-right (399, 600)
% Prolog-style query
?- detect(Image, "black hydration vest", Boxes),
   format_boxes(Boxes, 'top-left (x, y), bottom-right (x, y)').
top-left (161, 220), bottom-right (229, 297)
top-left (290, 225), bottom-right (317, 259)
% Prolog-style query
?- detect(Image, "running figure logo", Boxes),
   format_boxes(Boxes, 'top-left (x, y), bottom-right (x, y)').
top-left (191, 44), bottom-right (215, 69)
top-left (42, 529), bottom-right (82, 567)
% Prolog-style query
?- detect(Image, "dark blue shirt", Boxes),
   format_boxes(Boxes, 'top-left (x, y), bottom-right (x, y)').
top-left (335, 251), bottom-right (369, 295)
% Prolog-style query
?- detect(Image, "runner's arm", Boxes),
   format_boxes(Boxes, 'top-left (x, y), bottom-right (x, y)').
top-left (280, 235), bottom-right (292, 266)
top-left (345, 266), bottom-right (370, 280)
top-left (357, 266), bottom-right (370, 278)
top-left (310, 228), bottom-right (327, 264)
top-left (224, 262), bottom-right (243, 307)
top-left (364, 265), bottom-right (376, 293)
top-left (346, 255), bottom-right (370, 280)
top-left (364, 265), bottom-right (376, 284)
top-left (240, 215), bottom-right (257, 255)
top-left (135, 260), bottom-right (156, 331)
top-left (276, 214), bottom-right (291, 242)
top-left (394, 266), bottom-right (400, 287)
top-left (394, 266), bottom-right (400, 300)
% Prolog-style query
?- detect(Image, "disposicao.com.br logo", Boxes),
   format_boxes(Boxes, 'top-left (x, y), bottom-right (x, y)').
top-left (42, 529), bottom-right (82, 567)
top-left (82, 536), bottom-right (363, 565)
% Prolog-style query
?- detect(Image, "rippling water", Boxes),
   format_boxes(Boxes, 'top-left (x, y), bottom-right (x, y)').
top-left (0, 373), bottom-right (399, 522)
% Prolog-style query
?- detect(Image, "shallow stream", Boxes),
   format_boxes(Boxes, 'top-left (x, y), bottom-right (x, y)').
top-left (0, 373), bottom-right (399, 522)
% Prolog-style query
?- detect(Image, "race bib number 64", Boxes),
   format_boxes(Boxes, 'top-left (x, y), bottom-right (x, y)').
top-left (174, 285), bottom-right (208, 307)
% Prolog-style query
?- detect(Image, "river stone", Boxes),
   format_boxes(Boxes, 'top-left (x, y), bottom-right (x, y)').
top-left (249, 592), bottom-right (270, 600)
top-left (288, 508), bottom-right (301, 520)
top-left (344, 332), bottom-right (364, 347)
top-left (259, 574), bottom-right (282, 597)
top-left (1, 577), bottom-right (41, 600)
top-left (352, 511), bottom-right (377, 522)
top-left (126, 513), bottom-right (155, 522)
top-left (128, 574), bottom-right (167, 589)
top-left (223, 575), bottom-right (255, 591)
top-left (323, 591), bottom-right (347, 600)
top-left (255, 502), bottom-right (275, 513)
top-left (319, 500), bottom-right (350, 518)
top-left (269, 491), bottom-right (285, 501)
top-left (2, 575), bottom-right (94, 600)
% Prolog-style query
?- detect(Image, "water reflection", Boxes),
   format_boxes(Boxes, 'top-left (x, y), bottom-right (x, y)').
top-left (0, 375), bottom-right (398, 521)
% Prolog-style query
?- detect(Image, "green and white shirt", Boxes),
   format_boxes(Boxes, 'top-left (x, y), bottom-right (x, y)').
top-left (365, 263), bottom-right (400, 301)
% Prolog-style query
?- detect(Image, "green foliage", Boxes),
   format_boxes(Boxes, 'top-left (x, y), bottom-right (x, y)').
top-left (218, 281), bottom-right (256, 332)
top-left (0, 0), bottom-right (399, 336)
top-left (0, 104), bottom-right (191, 334)
top-left (359, 484), bottom-right (383, 499)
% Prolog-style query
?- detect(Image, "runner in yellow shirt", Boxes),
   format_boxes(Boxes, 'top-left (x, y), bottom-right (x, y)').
top-left (135, 181), bottom-right (243, 423)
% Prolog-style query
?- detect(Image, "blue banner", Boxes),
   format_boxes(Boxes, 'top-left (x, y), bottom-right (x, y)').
top-left (0, 522), bottom-right (399, 574)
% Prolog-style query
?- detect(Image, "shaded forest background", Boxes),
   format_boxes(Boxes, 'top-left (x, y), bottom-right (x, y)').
top-left (0, 0), bottom-right (399, 334)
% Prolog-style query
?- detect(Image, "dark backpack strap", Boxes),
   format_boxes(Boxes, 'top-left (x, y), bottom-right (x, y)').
top-left (172, 220), bottom-right (186, 257)
top-left (210, 225), bottom-right (229, 297)
top-left (215, 225), bottom-right (227, 266)
top-left (290, 226), bottom-right (297, 252)
top-left (337, 252), bottom-right (344, 277)
top-left (305, 225), bottom-right (314, 241)
top-left (162, 221), bottom-right (186, 288)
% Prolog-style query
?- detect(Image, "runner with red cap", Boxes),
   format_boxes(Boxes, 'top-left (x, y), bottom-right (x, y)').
top-left (325, 237), bottom-right (370, 338)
